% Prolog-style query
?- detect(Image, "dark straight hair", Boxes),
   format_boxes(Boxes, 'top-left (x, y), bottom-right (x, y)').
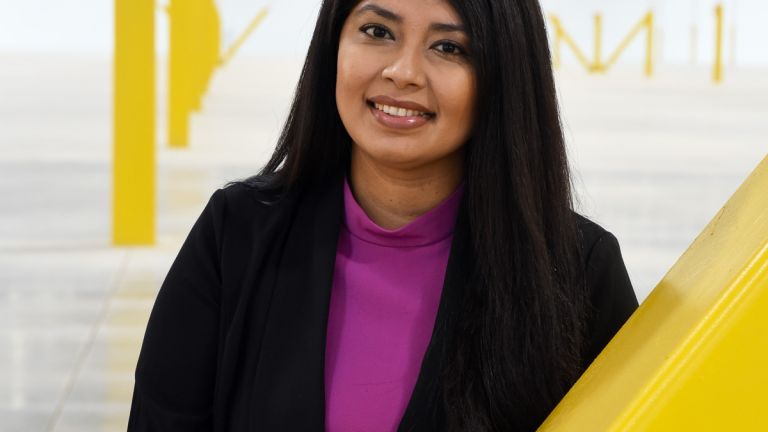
top-left (255, 0), bottom-right (587, 429)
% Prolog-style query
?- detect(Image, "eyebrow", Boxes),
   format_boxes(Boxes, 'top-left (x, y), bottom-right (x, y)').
top-left (430, 22), bottom-right (465, 34)
top-left (354, 4), bottom-right (467, 34)
top-left (355, 4), bottom-right (400, 22)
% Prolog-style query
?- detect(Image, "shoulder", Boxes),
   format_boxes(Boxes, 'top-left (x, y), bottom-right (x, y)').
top-left (574, 214), bottom-right (639, 365)
top-left (207, 173), bottom-right (289, 222)
top-left (575, 213), bottom-right (617, 263)
top-left (217, 173), bottom-right (285, 209)
top-left (573, 212), bottom-right (629, 284)
top-left (193, 174), bottom-right (294, 253)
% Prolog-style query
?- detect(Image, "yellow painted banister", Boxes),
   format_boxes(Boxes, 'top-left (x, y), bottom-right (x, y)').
top-left (549, 15), bottom-right (593, 71)
top-left (540, 155), bottom-right (768, 431)
top-left (220, 7), bottom-right (269, 66)
top-left (167, 3), bottom-right (268, 147)
top-left (167, 0), bottom-right (221, 148)
top-left (602, 12), bottom-right (655, 76)
top-left (113, 0), bottom-right (155, 245)
top-left (549, 11), bottom-right (654, 76)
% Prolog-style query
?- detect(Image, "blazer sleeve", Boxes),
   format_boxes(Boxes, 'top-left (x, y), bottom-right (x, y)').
top-left (128, 189), bottom-right (226, 431)
top-left (582, 231), bottom-right (639, 368)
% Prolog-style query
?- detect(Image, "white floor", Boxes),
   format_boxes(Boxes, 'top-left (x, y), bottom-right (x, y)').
top-left (0, 53), bottom-right (766, 431)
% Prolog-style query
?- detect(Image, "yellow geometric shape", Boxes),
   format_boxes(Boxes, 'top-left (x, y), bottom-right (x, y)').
top-left (540, 155), bottom-right (768, 431)
top-left (113, 0), bottom-right (155, 245)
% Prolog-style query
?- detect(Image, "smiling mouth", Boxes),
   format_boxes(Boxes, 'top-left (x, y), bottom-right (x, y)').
top-left (366, 100), bottom-right (436, 119)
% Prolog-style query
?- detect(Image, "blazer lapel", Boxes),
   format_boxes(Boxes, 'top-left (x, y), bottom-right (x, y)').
top-left (398, 197), bottom-right (472, 432)
top-left (247, 175), bottom-right (344, 431)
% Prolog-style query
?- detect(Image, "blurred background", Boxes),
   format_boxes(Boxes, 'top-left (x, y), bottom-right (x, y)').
top-left (0, 0), bottom-right (766, 430)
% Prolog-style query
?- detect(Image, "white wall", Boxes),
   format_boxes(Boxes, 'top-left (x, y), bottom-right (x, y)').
top-left (0, 0), bottom-right (766, 65)
top-left (0, 0), bottom-right (114, 54)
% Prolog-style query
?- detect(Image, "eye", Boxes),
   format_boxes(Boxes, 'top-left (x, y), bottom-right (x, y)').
top-left (361, 24), bottom-right (394, 40)
top-left (433, 41), bottom-right (466, 56)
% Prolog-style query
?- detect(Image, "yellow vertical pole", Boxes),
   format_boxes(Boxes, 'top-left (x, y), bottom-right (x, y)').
top-left (645, 12), bottom-right (654, 77)
top-left (593, 13), bottom-right (603, 72)
top-left (714, 4), bottom-right (724, 83)
top-left (113, 0), bottom-right (155, 245)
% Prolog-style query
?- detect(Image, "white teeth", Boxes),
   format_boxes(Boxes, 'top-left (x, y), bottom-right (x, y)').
top-left (373, 103), bottom-right (429, 118)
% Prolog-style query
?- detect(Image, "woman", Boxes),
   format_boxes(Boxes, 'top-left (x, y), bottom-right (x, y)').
top-left (128, 0), bottom-right (638, 430)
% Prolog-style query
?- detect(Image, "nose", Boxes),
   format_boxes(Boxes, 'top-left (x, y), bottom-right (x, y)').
top-left (381, 44), bottom-right (427, 89)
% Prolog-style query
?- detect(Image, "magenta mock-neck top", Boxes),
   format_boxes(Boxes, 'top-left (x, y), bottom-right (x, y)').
top-left (324, 177), bottom-right (465, 432)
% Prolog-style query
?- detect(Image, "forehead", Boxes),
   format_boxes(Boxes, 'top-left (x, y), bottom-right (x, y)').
top-left (350, 0), bottom-right (463, 24)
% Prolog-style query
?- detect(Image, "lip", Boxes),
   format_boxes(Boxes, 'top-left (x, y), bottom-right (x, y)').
top-left (368, 95), bottom-right (434, 114)
top-left (367, 95), bottom-right (435, 130)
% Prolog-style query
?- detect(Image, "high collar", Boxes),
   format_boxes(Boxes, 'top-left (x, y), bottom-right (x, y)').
top-left (342, 176), bottom-right (465, 248)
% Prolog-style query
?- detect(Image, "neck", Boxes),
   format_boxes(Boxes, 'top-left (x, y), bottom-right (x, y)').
top-left (349, 147), bottom-right (465, 230)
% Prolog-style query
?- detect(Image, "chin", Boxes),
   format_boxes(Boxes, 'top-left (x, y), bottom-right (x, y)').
top-left (355, 140), bottom-right (429, 169)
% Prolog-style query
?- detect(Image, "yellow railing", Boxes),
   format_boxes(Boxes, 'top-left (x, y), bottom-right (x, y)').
top-left (540, 155), bottom-right (768, 431)
top-left (550, 15), bottom-right (591, 71)
top-left (551, 5), bottom-right (726, 83)
top-left (220, 8), bottom-right (270, 66)
top-left (166, 2), bottom-right (269, 148)
top-left (166, 0), bottom-right (221, 148)
top-left (603, 12), bottom-right (654, 76)
top-left (550, 11), bottom-right (654, 76)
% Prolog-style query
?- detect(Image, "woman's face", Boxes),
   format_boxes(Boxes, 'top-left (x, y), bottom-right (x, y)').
top-left (336, 0), bottom-right (475, 171)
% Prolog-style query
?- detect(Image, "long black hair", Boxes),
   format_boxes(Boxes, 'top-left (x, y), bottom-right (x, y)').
top-left (255, 0), bottom-right (587, 429)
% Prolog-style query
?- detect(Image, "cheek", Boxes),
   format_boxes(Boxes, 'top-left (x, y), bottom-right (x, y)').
top-left (335, 45), bottom-right (354, 112)
top-left (434, 70), bottom-right (476, 135)
top-left (336, 44), bottom-right (378, 110)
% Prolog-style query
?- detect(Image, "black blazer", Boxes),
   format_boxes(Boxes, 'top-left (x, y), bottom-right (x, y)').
top-left (128, 174), bottom-right (638, 431)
